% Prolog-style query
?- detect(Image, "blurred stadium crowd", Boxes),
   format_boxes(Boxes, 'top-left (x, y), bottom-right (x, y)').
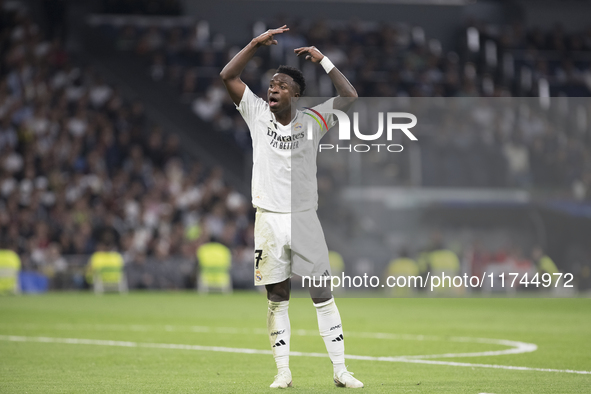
top-left (101, 0), bottom-right (182, 16)
top-left (0, 7), bottom-right (254, 284)
top-left (96, 17), bottom-right (591, 194)
top-left (1, 0), bottom-right (590, 291)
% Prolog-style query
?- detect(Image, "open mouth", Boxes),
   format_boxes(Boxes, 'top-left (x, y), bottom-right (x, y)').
top-left (269, 97), bottom-right (279, 107)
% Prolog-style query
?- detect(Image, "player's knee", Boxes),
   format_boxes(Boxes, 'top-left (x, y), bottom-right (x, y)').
top-left (267, 289), bottom-right (289, 302)
top-left (311, 296), bottom-right (332, 304)
top-left (266, 280), bottom-right (290, 302)
top-left (309, 286), bottom-right (332, 302)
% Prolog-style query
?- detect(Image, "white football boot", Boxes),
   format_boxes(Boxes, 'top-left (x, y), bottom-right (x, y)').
top-left (334, 369), bottom-right (364, 388)
top-left (270, 369), bottom-right (293, 388)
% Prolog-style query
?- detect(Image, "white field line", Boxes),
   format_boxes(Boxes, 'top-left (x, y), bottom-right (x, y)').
top-left (1, 323), bottom-right (533, 358)
top-left (0, 335), bottom-right (589, 375)
top-left (0, 323), bottom-right (535, 359)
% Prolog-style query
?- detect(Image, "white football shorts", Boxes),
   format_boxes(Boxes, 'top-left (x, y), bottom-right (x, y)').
top-left (253, 208), bottom-right (331, 286)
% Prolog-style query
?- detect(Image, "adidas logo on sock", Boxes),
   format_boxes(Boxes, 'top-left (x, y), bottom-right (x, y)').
top-left (273, 339), bottom-right (287, 348)
top-left (332, 334), bottom-right (344, 342)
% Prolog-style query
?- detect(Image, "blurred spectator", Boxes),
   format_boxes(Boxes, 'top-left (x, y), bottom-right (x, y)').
top-left (0, 7), bottom-right (254, 283)
top-left (95, 16), bottom-right (591, 193)
top-left (503, 133), bottom-right (531, 187)
top-left (102, 0), bottom-right (182, 16)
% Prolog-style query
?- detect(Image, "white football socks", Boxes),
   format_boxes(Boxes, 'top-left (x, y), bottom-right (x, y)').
top-left (314, 298), bottom-right (346, 373)
top-left (267, 300), bottom-right (291, 373)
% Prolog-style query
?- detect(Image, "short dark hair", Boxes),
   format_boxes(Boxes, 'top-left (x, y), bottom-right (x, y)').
top-left (276, 65), bottom-right (306, 96)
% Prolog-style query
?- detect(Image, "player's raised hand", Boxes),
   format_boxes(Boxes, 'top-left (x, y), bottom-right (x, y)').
top-left (294, 46), bottom-right (325, 63)
top-left (253, 25), bottom-right (289, 47)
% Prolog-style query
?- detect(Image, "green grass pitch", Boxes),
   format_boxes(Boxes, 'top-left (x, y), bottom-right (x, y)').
top-left (0, 292), bottom-right (589, 393)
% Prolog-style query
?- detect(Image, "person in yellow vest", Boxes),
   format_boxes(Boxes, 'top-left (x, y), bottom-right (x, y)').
top-left (417, 232), bottom-right (441, 274)
top-left (385, 248), bottom-right (420, 296)
top-left (428, 249), bottom-right (461, 274)
top-left (87, 242), bottom-right (126, 294)
top-left (420, 235), bottom-right (461, 294)
top-left (531, 246), bottom-right (560, 287)
top-left (328, 250), bottom-right (345, 294)
top-left (196, 238), bottom-right (232, 293)
top-left (0, 241), bottom-right (21, 294)
top-left (416, 250), bottom-right (430, 276)
top-left (430, 248), bottom-right (461, 294)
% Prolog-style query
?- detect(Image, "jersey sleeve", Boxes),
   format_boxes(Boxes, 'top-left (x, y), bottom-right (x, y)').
top-left (235, 85), bottom-right (268, 130)
top-left (311, 97), bottom-right (337, 137)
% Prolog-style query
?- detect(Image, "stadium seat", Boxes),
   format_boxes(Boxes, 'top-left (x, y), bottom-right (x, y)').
top-left (18, 272), bottom-right (49, 294)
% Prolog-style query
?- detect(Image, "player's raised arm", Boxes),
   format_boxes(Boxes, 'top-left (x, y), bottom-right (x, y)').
top-left (294, 46), bottom-right (358, 111)
top-left (220, 25), bottom-right (289, 105)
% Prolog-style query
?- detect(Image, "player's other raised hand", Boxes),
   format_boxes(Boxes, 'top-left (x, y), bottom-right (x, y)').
top-left (294, 46), bottom-right (325, 63)
top-left (253, 25), bottom-right (289, 47)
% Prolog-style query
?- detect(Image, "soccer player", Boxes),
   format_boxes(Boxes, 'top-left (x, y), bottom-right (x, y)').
top-left (220, 25), bottom-right (363, 388)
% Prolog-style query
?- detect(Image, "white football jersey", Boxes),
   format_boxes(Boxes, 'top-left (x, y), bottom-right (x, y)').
top-left (236, 85), bottom-right (336, 213)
